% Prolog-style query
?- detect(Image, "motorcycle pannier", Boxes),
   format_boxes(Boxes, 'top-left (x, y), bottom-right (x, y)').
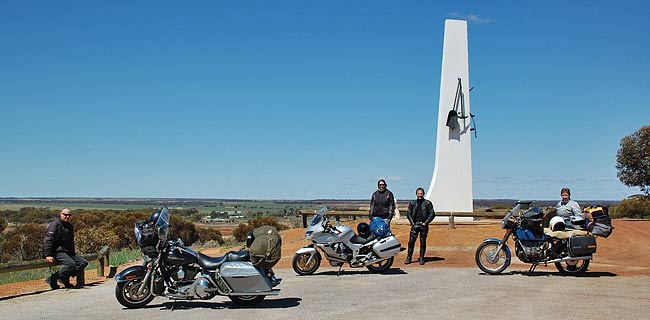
top-left (220, 261), bottom-right (272, 292)
top-left (372, 235), bottom-right (401, 258)
top-left (568, 235), bottom-right (597, 256)
top-left (584, 206), bottom-right (613, 238)
top-left (249, 226), bottom-right (282, 269)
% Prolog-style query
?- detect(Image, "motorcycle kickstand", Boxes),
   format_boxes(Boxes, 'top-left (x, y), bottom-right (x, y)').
top-left (337, 264), bottom-right (343, 277)
top-left (528, 264), bottom-right (538, 273)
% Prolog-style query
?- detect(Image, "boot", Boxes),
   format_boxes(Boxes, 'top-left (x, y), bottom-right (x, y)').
top-left (404, 247), bottom-right (413, 264)
top-left (61, 277), bottom-right (74, 289)
top-left (46, 273), bottom-right (60, 290)
top-left (419, 248), bottom-right (426, 265)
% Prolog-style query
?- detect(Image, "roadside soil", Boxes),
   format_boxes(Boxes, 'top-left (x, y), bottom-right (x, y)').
top-left (2, 219), bottom-right (647, 298)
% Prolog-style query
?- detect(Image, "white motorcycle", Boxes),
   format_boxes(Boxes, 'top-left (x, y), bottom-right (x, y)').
top-left (292, 207), bottom-right (402, 275)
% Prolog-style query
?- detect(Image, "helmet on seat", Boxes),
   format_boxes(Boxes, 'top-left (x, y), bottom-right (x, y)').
top-left (570, 215), bottom-right (586, 227)
top-left (549, 216), bottom-right (565, 231)
top-left (357, 222), bottom-right (371, 238)
top-left (149, 210), bottom-right (161, 224)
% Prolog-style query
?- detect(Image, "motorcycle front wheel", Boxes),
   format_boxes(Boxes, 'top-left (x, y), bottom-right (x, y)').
top-left (555, 259), bottom-right (589, 275)
top-left (475, 241), bottom-right (510, 275)
top-left (229, 295), bottom-right (265, 306)
top-left (115, 278), bottom-right (155, 308)
top-left (292, 252), bottom-right (321, 275)
top-left (366, 256), bottom-right (394, 273)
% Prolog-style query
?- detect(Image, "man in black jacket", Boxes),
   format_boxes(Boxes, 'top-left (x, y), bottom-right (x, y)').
top-left (405, 187), bottom-right (435, 265)
top-left (43, 208), bottom-right (88, 289)
top-left (369, 179), bottom-right (395, 225)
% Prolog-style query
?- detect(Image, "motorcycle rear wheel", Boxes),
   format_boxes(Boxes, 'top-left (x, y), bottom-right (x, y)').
top-left (555, 259), bottom-right (589, 275)
top-left (229, 295), bottom-right (265, 306)
top-left (115, 279), bottom-right (155, 309)
top-left (366, 256), bottom-right (394, 273)
top-left (475, 241), bottom-right (510, 275)
top-left (292, 252), bottom-right (321, 275)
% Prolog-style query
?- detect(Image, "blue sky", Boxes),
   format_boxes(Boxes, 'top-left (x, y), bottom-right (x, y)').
top-left (1, 1), bottom-right (648, 201)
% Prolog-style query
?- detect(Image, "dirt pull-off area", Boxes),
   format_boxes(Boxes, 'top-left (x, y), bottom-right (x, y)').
top-left (1, 219), bottom-right (647, 298)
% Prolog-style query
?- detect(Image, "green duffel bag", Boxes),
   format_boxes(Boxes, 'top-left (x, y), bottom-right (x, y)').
top-left (248, 226), bottom-right (282, 269)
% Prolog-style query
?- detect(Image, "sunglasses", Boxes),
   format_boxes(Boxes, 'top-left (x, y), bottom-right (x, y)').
top-left (62, 213), bottom-right (72, 217)
top-left (378, 184), bottom-right (386, 187)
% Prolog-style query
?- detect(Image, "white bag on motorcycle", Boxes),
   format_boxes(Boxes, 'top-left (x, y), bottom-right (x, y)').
top-left (372, 235), bottom-right (401, 259)
top-left (220, 261), bottom-right (272, 292)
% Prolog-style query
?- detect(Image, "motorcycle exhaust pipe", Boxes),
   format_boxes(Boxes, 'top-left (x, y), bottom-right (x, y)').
top-left (547, 256), bottom-right (592, 264)
top-left (229, 289), bottom-right (281, 296)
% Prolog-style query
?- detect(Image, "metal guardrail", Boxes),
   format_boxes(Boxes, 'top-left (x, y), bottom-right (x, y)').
top-left (297, 209), bottom-right (506, 228)
top-left (0, 245), bottom-right (110, 286)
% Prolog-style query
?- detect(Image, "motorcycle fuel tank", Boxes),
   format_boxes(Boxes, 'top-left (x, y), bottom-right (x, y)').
top-left (164, 246), bottom-right (198, 265)
top-left (372, 235), bottom-right (401, 258)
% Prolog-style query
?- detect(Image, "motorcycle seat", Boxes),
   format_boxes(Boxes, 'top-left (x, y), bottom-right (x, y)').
top-left (349, 233), bottom-right (376, 244)
top-left (196, 250), bottom-right (250, 270)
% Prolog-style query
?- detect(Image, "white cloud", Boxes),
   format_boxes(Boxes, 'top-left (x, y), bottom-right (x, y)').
top-left (447, 12), bottom-right (496, 24)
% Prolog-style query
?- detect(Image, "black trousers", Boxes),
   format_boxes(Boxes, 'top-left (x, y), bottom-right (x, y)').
top-left (54, 252), bottom-right (88, 279)
top-left (408, 224), bottom-right (429, 253)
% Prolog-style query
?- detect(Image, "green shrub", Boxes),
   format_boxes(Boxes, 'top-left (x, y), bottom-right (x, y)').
top-left (610, 198), bottom-right (650, 219)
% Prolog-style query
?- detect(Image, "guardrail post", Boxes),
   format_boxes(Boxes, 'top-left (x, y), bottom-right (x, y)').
top-left (448, 212), bottom-right (456, 229)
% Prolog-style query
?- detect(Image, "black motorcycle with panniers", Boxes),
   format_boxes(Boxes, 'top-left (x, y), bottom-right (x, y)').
top-left (114, 207), bottom-right (281, 308)
top-left (475, 201), bottom-right (610, 275)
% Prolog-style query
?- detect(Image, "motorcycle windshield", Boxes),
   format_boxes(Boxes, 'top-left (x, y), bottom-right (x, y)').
top-left (156, 207), bottom-right (170, 244)
top-left (310, 207), bottom-right (327, 226)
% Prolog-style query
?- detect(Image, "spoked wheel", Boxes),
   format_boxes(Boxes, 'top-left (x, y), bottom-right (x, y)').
top-left (475, 241), bottom-right (511, 275)
top-left (292, 252), bottom-right (321, 275)
top-left (555, 259), bottom-right (590, 275)
top-left (115, 279), bottom-right (155, 308)
top-left (366, 256), bottom-right (394, 273)
top-left (229, 295), bottom-right (265, 306)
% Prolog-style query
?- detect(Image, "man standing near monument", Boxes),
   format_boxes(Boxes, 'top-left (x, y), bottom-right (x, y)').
top-left (369, 179), bottom-right (395, 225)
top-left (406, 187), bottom-right (435, 265)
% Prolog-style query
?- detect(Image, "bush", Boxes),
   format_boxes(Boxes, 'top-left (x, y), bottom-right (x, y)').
top-left (1, 223), bottom-right (45, 262)
top-left (611, 198), bottom-right (650, 219)
top-left (232, 217), bottom-right (288, 242)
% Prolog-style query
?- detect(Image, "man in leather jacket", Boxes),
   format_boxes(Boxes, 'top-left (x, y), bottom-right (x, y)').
top-left (405, 187), bottom-right (435, 265)
top-left (43, 208), bottom-right (88, 289)
top-left (369, 179), bottom-right (395, 225)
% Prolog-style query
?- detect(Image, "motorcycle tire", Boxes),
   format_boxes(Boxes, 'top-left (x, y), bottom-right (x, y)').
top-left (115, 278), bottom-right (155, 309)
top-left (554, 259), bottom-right (589, 275)
top-left (475, 241), bottom-right (510, 275)
top-left (366, 256), bottom-right (394, 273)
top-left (292, 252), bottom-right (321, 275)
top-left (229, 295), bottom-right (265, 306)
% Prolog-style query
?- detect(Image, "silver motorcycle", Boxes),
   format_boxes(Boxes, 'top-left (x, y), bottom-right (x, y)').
top-left (292, 207), bottom-right (402, 275)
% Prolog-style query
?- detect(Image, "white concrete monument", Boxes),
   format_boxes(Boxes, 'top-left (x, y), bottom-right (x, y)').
top-left (426, 19), bottom-right (474, 214)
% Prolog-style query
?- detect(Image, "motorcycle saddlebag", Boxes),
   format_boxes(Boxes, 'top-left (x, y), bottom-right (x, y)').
top-left (568, 235), bottom-right (597, 256)
top-left (220, 261), bottom-right (272, 293)
top-left (372, 235), bottom-right (401, 259)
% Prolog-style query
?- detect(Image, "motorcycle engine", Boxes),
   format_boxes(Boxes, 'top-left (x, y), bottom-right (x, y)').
top-left (190, 275), bottom-right (216, 300)
top-left (515, 240), bottom-right (545, 262)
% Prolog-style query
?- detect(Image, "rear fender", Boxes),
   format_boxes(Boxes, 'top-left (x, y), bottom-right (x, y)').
top-left (115, 265), bottom-right (147, 283)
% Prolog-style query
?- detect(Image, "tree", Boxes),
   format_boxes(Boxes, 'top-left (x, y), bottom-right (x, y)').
top-left (616, 125), bottom-right (650, 195)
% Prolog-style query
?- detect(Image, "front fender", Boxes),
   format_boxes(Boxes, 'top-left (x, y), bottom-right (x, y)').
top-left (481, 238), bottom-right (511, 260)
top-left (114, 265), bottom-right (147, 283)
top-left (295, 244), bottom-right (318, 256)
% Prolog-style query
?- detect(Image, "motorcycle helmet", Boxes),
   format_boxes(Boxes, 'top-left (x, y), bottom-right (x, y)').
top-left (357, 222), bottom-right (371, 238)
top-left (150, 210), bottom-right (161, 223)
top-left (246, 231), bottom-right (255, 248)
top-left (570, 215), bottom-right (586, 227)
top-left (549, 216), bottom-right (565, 231)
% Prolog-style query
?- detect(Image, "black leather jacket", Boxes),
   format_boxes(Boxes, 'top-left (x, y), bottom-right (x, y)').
top-left (407, 199), bottom-right (435, 225)
top-left (370, 189), bottom-right (395, 219)
top-left (43, 217), bottom-right (76, 257)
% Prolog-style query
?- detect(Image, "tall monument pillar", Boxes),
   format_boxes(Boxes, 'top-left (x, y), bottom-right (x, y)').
top-left (426, 19), bottom-right (473, 213)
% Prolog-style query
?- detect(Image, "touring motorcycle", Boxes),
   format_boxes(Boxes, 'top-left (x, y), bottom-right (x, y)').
top-left (114, 207), bottom-right (280, 308)
top-left (475, 201), bottom-right (597, 275)
top-left (292, 207), bottom-right (402, 275)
